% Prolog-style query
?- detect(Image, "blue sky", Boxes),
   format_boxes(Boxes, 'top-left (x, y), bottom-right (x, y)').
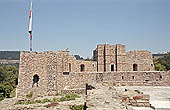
top-left (0, 0), bottom-right (169, 58)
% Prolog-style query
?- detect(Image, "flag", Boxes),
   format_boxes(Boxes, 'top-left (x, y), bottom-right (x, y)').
top-left (28, 1), bottom-right (32, 35)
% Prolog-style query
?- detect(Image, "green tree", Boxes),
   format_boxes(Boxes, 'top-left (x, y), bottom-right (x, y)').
top-left (154, 61), bottom-right (166, 71)
top-left (154, 54), bottom-right (170, 71)
top-left (0, 65), bottom-right (18, 101)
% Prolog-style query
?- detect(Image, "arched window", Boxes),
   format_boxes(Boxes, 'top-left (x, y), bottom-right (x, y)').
top-left (80, 64), bottom-right (85, 72)
top-left (111, 64), bottom-right (114, 71)
top-left (32, 74), bottom-right (39, 87)
top-left (133, 64), bottom-right (138, 71)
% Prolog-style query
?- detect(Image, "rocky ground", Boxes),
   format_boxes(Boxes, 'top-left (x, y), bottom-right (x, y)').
top-left (1, 83), bottom-right (163, 110)
top-left (0, 83), bottom-right (132, 110)
top-left (86, 82), bottom-right (133, 110)
top-left (0, 95), bottom-right (85, 110)
top-left (116, 86), bottom-right (170, 110)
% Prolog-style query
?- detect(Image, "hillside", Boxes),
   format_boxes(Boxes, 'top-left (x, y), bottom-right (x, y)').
top-left (0, 51), bottom-right (20, 60)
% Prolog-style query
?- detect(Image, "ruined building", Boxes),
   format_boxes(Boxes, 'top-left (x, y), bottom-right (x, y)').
top-left (93, 44), bottom-right (154, 72)
top-left (17, 44), bottom-right (170, 98)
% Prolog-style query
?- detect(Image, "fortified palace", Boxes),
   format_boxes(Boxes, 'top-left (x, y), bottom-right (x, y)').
top-left (17, 44), bottom-right (170, 98)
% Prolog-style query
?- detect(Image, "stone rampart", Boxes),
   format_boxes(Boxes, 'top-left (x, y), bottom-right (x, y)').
top-left (17, 70), bottom-right (170, 98)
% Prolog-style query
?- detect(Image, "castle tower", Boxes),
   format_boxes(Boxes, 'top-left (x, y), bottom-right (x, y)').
top-left (93, 44), bottom-right (118, 72)
top-left (94, 44), bottom-right (155, 72)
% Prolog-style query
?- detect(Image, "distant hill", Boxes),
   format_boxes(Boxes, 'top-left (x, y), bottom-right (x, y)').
top-left (0, 51), bottom-right (20, 60)
top-left (153, 52), bottom-right (170, 59)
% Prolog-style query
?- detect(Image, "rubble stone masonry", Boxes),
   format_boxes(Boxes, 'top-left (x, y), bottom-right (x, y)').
top-left (17, 44), bottom-right (170, 98)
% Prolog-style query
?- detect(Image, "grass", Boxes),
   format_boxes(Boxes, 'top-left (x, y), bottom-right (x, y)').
top-left (59, 93), bottom-right (80, 102)
top-left (70, 105), bottom-right (84, 110)
top-left (16, 93), bottom-right (80, 105)
top-left (26, 92), bottom-right (33, 98)
top-left (16, 98), bottom-right (52, 105)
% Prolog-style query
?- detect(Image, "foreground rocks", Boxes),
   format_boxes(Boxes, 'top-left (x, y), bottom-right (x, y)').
top-left (0, 95), bottom-right (85, 110)
top-left (0, 83), bottom-right (155, 110)
top-left (116, 86), bottom-right (170, 110)
top-left (117, 89), bottom-right (150, 107)
top-left (86, 83), bottom-right (133, 110)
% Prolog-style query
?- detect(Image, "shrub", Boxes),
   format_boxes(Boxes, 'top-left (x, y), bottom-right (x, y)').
top-left (10, 88), bottom-right (16, 98)
top-left (0, 93), bottom-right (4, 101)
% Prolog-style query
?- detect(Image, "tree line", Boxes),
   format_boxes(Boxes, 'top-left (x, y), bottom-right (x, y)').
top-left (0, 51), bottom-right (20, 60)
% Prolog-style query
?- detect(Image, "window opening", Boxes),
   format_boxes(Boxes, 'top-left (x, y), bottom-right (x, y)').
top-left (80, 64), bottom-right (85, 72)
top-left (111, 64), bottom-right (114, 71)
top-left (63, 72), bottom-right (69, 75)
top-left (132, 76), bottom-right (135, 79)
top-left (133, 64), bottom-right (138, 71)
top-left (160, 75), bottom-right (162, 79)
top-left (32, 74), bottom-right (39, 87)
top-left (69, 63), bottom-right (71, 72)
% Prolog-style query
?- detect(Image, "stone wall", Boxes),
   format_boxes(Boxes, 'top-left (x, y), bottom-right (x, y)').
top-left (17, 44), bottom-right (166, 98)
top-left (17, 66), bottom-right (170, 98)
top-left (93, 44), bottom-right (154, 72)
top-left (17, 51), bottom-right (97, 98)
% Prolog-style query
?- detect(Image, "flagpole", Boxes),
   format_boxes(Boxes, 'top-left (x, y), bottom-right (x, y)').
top-left (28, 0), bottom-right (33, 51)
top-left (30, 33), bottom-right (32, 51)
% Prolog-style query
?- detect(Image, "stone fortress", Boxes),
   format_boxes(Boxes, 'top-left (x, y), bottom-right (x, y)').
top-left (17, 44), bottom-right (170, 98)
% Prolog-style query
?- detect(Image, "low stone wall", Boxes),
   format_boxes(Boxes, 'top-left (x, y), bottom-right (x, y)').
top-left (100, 71), bottom-right (170, 86)
top-left (17, 71), bottom-right (170, 98)
top-left (64, 71), bottom-right (170, 89)
top-left (114, 81), bottom-right (169, 86)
